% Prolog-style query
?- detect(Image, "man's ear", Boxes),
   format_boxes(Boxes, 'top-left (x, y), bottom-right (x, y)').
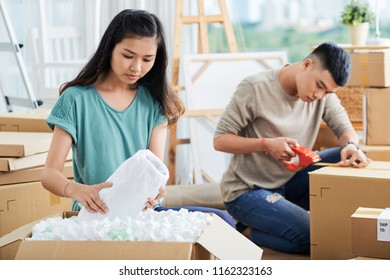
top-left (303, 58), bottom-right (313, 69)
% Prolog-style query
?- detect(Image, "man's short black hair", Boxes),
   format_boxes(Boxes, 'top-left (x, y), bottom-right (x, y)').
top-left (308, 42), bottom-right (351, 86)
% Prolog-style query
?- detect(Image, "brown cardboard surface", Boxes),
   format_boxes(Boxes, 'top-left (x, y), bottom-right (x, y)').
top-left (351, 207), bottom-right (390, 259)
top-left (0, 132), bottom-right (52, 157)
top-left (309, 162), bottom-right (390, 260)
top-left (0, 212), bottom-right (263, 260)
top-left (361, 145), bottom-right (390, 161)
top-left (0, 109), bottom-right (51, 132)
top-left (16, 241), bottom-right (194, 260)
top-left (0, 214), bottom-right (59, 260)
top-left (0, 181), bottom-right (72, 239)
top-left (360, 161), bottom-right (390, 170)
top-left (363, 88), bottom-right (390, 145)
top-left (0, 150), bottom-right (72, 172)
top-left (0, 161), bottom-right (73, 186)
top-left (313, 122), bottom-right (339, 151)
top-left (163, 183), bottom-right (224, 209)
top-left (0, 153), bottom-right (50, 172)
top-left (347, 50), bottom-right (390, 87)
top-left (335, 86), bottom-right (364, 123)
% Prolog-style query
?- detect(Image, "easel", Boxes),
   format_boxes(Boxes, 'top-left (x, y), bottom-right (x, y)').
top-left (167, 0), bottom-right (237, 184)
top-left (0, 0), bottom-right (41, 112)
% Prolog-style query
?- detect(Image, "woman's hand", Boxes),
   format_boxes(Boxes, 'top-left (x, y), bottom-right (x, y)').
top-left (144, 187), bottom-right (166, 210)
top-left (70, 181), bottom-right (112, 214)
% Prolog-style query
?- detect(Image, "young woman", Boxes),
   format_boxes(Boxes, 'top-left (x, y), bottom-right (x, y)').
top-left (42, 9), bottom-right (235, 227)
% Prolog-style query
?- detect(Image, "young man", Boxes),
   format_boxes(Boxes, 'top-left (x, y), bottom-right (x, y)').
top-left (213, 42), bottom-right (370, 254)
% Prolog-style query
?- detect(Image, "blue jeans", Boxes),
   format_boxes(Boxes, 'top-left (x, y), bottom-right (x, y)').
top-left (155, 206), bottom-right (236, 228)
top-left (224, 147), bottom-right (341, 254)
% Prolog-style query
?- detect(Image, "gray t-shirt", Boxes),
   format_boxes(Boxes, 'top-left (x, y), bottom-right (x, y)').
top-left (214, 68), bottom-right (353, 202)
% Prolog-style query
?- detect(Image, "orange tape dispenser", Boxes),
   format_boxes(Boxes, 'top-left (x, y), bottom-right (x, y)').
top-left (285, 146), bottom-right (321, 171)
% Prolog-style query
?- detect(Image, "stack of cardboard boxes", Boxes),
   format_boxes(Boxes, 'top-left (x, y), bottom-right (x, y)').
top-left (314, 48), bottom-right (390, 158)
top-left (0, 109), bottom-right (73, 259)
top-left (309, 48), bottom-right (390, 260)
top-left (347, 48), bottom-right (390, 160)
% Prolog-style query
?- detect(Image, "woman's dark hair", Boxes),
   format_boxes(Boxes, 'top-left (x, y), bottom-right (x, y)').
top-left (60, 9), bottom-right (184, 126)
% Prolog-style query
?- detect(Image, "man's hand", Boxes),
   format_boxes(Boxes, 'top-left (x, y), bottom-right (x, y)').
top-left (338, 143), bottom-right (371, 168)
top-left (144, 187), bottom-right (166, 210)
top-left (266, 137), bottom-right (298, 164)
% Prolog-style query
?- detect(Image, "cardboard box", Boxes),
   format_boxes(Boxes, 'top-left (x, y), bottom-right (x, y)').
top-left (361, 145), bottom-right (390, 161)
top-left (0, 211), bottom-right (263, 260)
top-left (0, 153), bottom-right (50, 172)
top-left (0, 109), bottom-right (51, 132)
top-left (313, 122), bottom-right (339, 151)
top-left (0, 132), bottom-right (52, 157)
top-left (0, 181), bottom-right (73, 239)
top-left (363, 88), bottom-right (390, 145)
top-left (335, 86), bottom-right (364, 123)
top-left (351, 207), bottom-right (390, 259)
top-left (0, 150), bottom-right (72, 172)
top-left (347, 50), bottom-right (390, 87)
top-left (309, 162), bottom-right (390, 260)
top-left (0, 161), bottom-right (73, 186)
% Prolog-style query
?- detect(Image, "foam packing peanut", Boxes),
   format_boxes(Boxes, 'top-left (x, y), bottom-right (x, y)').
top-left (29, 209), bottom-right (213, 242)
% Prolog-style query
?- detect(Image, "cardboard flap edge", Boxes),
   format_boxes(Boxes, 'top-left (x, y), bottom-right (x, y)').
top-left (197, 214), bottom-right (263, 260)
top-left (0, 212), bottom-right (61, 248)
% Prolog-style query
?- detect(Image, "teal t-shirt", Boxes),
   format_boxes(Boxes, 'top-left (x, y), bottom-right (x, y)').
top-left (46, 84), bottom-right (166, 185)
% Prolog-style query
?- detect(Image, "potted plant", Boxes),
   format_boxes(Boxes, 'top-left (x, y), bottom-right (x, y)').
top-left (340, 0), bottom-right (375, 45)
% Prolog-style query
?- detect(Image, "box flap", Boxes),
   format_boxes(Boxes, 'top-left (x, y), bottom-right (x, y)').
top-left (196, 214), bottom-right (262, 260)
top-left (0, 213), bottom-right (61, 249)
top-left (363, 161), bottom-right (390, 170)
top-left (16, 241), bottom-right (194, 260)
top-left (0, 220), bottom-right (39, 248)
top-left (352, 207), bottom-right (384, 218)
top-left (309, 166), bottom-right (390, 179)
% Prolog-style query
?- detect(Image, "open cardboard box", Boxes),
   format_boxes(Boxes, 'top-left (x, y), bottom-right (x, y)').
top-left (0, 211), bottom-right (263, 260)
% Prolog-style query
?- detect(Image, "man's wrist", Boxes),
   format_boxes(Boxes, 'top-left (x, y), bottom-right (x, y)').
top-left (344, 141), bottom-right (360, 150)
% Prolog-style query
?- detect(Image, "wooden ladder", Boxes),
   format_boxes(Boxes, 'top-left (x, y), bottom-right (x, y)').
top-left (167, 0), bottom-right (238, 184)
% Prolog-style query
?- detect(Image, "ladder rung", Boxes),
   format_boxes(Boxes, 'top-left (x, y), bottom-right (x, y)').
top-left (181, 14), bottom-right (224, 24)
top-left (0, 42), bottom-right (14, 52)
top-left (0, 43), bottom-right (23, 52)
top-left (3, 96), bottom-right (39, 108)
